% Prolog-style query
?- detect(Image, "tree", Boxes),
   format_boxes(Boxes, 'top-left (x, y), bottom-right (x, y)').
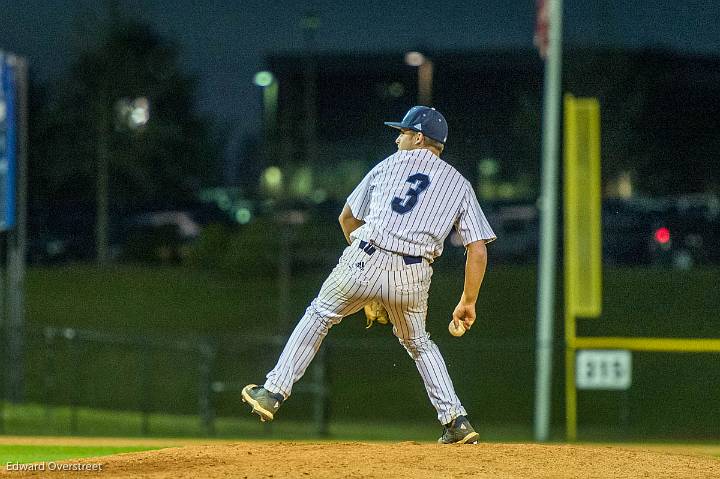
top-left (30, 17), bottom-right (219, 261)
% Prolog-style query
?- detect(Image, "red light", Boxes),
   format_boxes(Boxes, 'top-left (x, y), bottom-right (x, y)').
top-left (654, 227), bottom-right (671, 244)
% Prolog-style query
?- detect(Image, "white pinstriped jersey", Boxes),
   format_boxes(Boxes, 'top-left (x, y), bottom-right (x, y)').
top-left (347, 148), bottom-right (496, 261)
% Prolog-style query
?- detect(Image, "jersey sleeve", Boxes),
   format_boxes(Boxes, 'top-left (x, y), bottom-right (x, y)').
top-left (455, 182), bottom-right (496, 245)
top-left (346, 168), bottom-right (376, 220)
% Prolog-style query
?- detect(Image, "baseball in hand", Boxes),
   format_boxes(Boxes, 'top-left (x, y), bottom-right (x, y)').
top-left (448, 320), bottom-right (466, 337)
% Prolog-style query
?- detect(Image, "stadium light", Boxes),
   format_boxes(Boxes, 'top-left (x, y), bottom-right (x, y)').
top-left (262, 166), bottom-right (283, 197)
top-left (253, 71), bottom-right (278, 135)
top-left (404, 51), bottom-right (433, 105)
top-left (404, 51), bottom-right (425, 67)
top-left (115, 97), bottom-right (150, 130)
top-left (253, 71), bottom-right (275, 87)
top-left (129, 97), bottom-right (150, 128)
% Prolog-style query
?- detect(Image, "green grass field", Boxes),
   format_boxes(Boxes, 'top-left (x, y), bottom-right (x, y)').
top-left (0, 401), bottom-right (534, 442)
top-left (0, 445), bottom-right (157, 465)
top-left (8, 263), bottom-right (720, 441)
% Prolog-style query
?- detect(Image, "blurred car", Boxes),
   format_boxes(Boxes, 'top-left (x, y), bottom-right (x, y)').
top-left (602, 197), bottom-right (677, 266)
top-left (664, 194), bottom-right (720, 267)
top-left (481, 197), bottom-right (680, 266)
top-left (28, 233), bottom-right (72, 264)
top-left (120, 211), bottom-right (201, 263)
top-left (27, 203), bottom-right (101, 264)
top-left (483, 201), bottom-right (539, 264)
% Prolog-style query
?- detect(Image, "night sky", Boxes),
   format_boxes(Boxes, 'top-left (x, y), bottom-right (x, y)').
top-left (2, 0), bottom-right (720, 138)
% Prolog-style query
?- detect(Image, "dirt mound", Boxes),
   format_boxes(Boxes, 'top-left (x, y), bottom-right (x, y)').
top-left (3, 441), bottom-right (719, 478)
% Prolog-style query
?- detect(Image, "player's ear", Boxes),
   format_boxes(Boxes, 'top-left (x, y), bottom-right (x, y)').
top-left (415, 132), bottom-right (424, 146)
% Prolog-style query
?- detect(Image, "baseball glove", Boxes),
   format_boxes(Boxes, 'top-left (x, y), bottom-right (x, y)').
top-left (363, 300), bottom-right (390, 329)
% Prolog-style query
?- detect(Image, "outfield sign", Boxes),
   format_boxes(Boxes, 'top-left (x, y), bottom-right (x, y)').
top-left (576, 350), bottom-right (632, 390)
top-left (0, 52), bottom-right (17, 231)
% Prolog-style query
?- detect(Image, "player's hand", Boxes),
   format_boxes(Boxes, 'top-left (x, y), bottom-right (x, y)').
top-left (452, 300), bottom-right (476, 331)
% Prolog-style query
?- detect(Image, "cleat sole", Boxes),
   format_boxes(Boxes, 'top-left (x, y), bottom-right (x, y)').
top-left (458, 432), bottom-right (480, 444)
top-left (241, 384), bottom-right (275, 422)
top-left (439, 431), bottom-right (480, 445)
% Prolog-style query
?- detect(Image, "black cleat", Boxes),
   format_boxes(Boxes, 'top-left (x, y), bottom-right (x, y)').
top-left (241, 384), bottom-right (284, 422)
top-left (438, 416), bottom-right (480, 444)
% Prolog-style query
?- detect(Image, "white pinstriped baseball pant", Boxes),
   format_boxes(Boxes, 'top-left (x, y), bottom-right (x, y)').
top-left (263, 239), bottom-right (467, 425)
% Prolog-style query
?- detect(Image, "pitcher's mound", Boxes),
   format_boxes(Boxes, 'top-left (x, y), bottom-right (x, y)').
top-left (4, 441), bottom-right (720, 478)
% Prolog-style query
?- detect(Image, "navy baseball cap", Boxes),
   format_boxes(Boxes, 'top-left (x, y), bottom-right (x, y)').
top-left (384, 106), bottom-right (448, 144)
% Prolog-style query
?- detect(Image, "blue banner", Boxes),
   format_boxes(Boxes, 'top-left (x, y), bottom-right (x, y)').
top-left (0, 52), bottom-right (17, 231)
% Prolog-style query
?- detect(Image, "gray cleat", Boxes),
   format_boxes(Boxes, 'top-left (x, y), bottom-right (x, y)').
top-left (438, 415), bottom-right (480, 444)
top-left (241, 384), bottom-right (284, 422)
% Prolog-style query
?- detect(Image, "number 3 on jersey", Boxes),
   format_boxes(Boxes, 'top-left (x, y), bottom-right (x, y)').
top-left (391, 173), bottom-right (431, 214)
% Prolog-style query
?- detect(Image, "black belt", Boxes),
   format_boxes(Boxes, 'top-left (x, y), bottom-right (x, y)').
top-left (358, 240), bottom-right (423, 265)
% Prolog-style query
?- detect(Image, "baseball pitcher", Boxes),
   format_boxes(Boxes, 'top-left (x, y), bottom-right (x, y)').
top-left (243, 106), bottom-right (496, 444)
